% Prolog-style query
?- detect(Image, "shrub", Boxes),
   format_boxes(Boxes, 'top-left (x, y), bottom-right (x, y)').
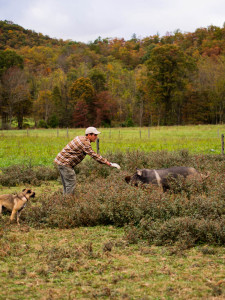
top-left (20, 164), bottom-right (225, 247)
top-left (0, 165), bottom-right (58, 186)
top-left (2, 151), bottom-right (225, 248)
top-left (134, 217), bottom-right (225, 246)
top-left (48, 115), bottom-right (59, 128)
top-left (38, 119), bottom-right (48, 128)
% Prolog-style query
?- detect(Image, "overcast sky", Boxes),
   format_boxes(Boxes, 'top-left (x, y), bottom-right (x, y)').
top-left (0, 0), bottom-right (224, 43)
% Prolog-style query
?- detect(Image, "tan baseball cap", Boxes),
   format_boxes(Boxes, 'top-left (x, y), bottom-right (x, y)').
top-left (85, 127), bottom-right (101, 135)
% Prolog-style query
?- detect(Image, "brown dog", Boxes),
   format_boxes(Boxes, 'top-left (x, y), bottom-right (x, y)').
top-left (0, 188), bottom-right (35, 225)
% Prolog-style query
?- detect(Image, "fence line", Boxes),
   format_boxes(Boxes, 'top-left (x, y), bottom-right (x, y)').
top-left (222, 134), bottom-right (224, 155)
top-left (96, 138), bottom-right (100, 154)
top-left (1, 127), bottom-right (225, 154)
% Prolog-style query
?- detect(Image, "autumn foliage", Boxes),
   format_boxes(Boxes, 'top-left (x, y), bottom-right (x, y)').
top-left (1, 20), bottom-right (225, 128)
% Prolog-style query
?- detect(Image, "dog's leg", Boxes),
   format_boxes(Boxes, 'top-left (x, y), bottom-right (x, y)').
top-left (16, 210), bottom-right (22, 225)
top-left (0, 204), bottom-right (2, 221)
top-left (10, 208), bottom-right (17, 223)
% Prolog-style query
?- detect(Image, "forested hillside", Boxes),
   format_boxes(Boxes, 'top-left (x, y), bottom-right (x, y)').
top-left (0, 20), bottom-right (225, 129)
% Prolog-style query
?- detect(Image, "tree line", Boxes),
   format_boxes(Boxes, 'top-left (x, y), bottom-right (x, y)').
top-left (0, 20), bottom-right (225, 129)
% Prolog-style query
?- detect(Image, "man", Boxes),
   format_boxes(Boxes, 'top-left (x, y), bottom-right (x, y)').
top-left (54, 127), bottom-right (120, 195)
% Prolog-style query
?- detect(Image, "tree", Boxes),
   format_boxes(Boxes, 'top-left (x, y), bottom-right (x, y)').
top-left (18, 46), bottom-right (58, 75)
top-left (146, 44), bottom-right (196, 125)
top-left (134, 65), bottom-right (152, 126)
top-left (70, 77), bottom-right (96, 126)
top-left (70, 77), bottom-right (95, 104)
top-left (0, 50), bottom-right (25, 128)
top-left (191, 56), bottom-right (225, 123)
top-left (1, 67), bottom-right (31, 129)
top-left (73, 99), bottom-right (89, 127)
top-left (33, 90), bottom-right (53, 123)
top-left (88, 68), bottom-right (106, 92)
top-left (0, 49), bottom-right (23, 78)
top-left (95, 91), bottom-right (117, 127)
top-left (106, 61), bottom-right (136, 124)
top-left (49, 69), bottom-right (71, 127)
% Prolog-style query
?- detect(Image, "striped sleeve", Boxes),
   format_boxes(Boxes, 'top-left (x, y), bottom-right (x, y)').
top-left (77, 137), bottom-right (108, 165)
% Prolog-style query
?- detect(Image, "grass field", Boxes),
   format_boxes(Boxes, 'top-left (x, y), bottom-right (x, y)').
top-left (0, 125), bottom-right (225, 167)
top-left (1, 125), bottom-right (225, 299)
top-left (1, 224), bottom-right (225, 299)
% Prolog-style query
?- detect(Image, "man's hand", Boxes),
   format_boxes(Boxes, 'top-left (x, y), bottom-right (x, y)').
top-left (110, 163), bottom-right (121, 169)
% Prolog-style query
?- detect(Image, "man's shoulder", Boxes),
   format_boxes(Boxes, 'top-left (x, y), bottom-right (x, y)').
top-left (76, 136), bottom-right (90, 146)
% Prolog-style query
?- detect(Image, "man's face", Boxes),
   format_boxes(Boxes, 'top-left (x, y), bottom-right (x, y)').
top-left (87, 133), bottom-right (98, 142)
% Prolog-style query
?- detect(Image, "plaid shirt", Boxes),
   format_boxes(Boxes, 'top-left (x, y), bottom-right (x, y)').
top-left (54, 135), bottom-right (108, 168)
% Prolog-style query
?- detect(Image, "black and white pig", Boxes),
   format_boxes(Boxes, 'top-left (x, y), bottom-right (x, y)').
top-left (125, 166), bottom-right (209, 192)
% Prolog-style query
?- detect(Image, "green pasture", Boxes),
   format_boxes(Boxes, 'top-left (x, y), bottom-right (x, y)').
top-left (0, 125), bottom-right (225, 167)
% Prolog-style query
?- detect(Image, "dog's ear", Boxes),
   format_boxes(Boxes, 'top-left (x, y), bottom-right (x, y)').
top-left (27, 190), bottom-right (32, 194)
top-left (22, 188), bottom-right (26, 192)
top-left (137, 169), bottom-right (142, 176)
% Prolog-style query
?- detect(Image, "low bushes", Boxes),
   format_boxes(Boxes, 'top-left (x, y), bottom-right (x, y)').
top-left (1, 150), bottom-right (225, 247)
top-left (0, 165), bottom-right (58, 186)
top-left (21, 173), bottom-right (225, 246)
top-left (135, 216), bottom-right (225, 247)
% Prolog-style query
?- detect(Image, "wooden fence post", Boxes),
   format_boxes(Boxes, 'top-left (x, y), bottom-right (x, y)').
top-left (96, 138), bottom-right (100, 154)
top-left (221, 134), bottom-right (224, 155)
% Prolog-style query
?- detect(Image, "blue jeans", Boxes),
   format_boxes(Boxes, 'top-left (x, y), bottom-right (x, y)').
top-left (57, 165), bottom-right (76, 195)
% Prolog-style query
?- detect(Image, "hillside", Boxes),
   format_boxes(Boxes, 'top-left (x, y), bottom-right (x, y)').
top-left (1, 20), bottom-right (225, 57)
top-left (0, 20), bottom-right (65, 49)
top-left (0, 20), bottom-right (225, 129)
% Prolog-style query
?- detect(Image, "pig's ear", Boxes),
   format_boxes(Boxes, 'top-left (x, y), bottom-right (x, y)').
top-left (137, 169), bottom-right (142, 176)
